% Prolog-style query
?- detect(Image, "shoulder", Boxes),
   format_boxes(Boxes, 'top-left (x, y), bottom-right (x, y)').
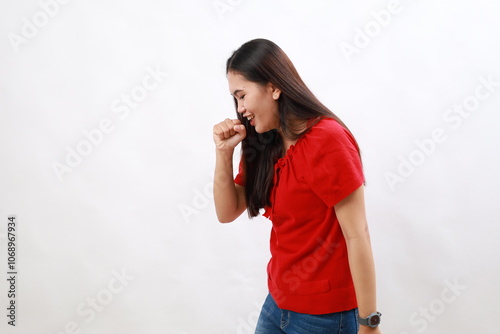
top-left (300, 118), bottom-right (357, 151)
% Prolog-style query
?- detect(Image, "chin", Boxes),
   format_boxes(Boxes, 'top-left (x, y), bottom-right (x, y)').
top-left (254, 124), bottom-right (273, 134)
top-left (255, 127), bottom-right (269, 134)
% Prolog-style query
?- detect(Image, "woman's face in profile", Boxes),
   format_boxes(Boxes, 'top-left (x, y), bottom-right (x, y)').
top-left (227, 71), bottom-right (281, 133)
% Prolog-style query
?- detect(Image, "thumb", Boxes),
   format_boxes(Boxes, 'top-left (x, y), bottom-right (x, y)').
top-left (234, 124), bottom-right (246, 135)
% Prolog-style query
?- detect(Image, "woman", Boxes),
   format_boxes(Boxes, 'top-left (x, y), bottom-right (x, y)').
top-left (213, 39), bottom-right (381, 334)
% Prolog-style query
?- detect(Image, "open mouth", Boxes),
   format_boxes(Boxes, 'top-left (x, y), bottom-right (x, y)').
top-left (246, 115), bottom-right (255, 121)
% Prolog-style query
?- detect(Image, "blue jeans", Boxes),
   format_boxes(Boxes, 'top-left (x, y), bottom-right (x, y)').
top-left (255, 294), bottom-right (359, 334)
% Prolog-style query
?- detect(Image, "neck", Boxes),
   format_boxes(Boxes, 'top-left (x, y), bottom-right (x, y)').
top-left (283, 138), bottom-right (297, 152)
top-left (278, 119), bottom-right (308, 152)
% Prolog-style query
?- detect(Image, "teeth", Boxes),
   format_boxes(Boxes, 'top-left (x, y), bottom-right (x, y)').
top-left (247, 115), bottom-right (254, 121)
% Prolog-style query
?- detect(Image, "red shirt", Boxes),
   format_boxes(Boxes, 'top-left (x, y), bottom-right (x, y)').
top-left (235, 118), bottom-right (364, 314)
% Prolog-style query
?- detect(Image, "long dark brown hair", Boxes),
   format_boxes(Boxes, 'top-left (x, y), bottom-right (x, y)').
top-left (226, 38), bottom-right (360, 218)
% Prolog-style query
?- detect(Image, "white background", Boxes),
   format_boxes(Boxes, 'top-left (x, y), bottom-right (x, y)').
top-left (1, 0), bottom-right (499, 333)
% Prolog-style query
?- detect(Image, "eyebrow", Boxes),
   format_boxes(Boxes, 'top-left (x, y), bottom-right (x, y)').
top-left (231, 89), bottom-right (243, 97)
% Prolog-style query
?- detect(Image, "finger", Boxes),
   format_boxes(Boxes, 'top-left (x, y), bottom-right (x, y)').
top-left (216, 123), bottom-right (230, 139)
top-left (217, 122), bottom-right (235, 139)
top-left (233, 124), bottom-right (247, 138)
top-left (224, 118), bottom-right (238, 132)
top-left (223, 119), bottom-right (237, 137)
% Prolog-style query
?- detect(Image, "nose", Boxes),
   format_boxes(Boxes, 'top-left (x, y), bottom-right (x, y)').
top-left (237, 100), bottom-right (246, 114)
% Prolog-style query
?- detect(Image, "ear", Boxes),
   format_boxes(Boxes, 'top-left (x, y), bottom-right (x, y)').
top-left (268, 83), bottom-right (281, 100)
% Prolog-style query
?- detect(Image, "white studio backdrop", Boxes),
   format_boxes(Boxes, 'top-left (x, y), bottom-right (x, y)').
top-left (0, 0), bottom-right (499, 333)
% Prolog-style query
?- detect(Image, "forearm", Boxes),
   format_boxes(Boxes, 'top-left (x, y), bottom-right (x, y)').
top-left (335, 186), bottom-right (381, 332)
top-left (346, 232), bottom-right (377, 319)
top-left (213, 148), bottom-right (242, 223)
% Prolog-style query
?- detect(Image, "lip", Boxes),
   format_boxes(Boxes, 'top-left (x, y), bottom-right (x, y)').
top-left (243, 113), bottom-right (255, 124)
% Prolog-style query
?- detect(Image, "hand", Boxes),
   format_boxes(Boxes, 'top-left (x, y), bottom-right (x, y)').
top-left (358, 325), bottom-right (381, 334)
top-left (213, 118), bottom-right (247, 151)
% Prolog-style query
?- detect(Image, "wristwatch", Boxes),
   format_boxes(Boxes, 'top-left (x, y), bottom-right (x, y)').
top-left (357, 311), bottom-right (382, 328)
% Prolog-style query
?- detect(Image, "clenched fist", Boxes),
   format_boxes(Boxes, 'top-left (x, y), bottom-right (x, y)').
top-left (213, 118), bottom-right (247, 151)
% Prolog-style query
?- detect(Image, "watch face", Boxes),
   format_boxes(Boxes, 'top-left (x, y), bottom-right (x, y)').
top-left (369, 315), bottom-right (380, 326)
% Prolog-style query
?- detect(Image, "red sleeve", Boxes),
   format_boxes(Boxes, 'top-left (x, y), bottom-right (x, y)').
top-left (234, 158), bottom-right (245, 186)
top-left (298, 121), bottom-right (364, 207)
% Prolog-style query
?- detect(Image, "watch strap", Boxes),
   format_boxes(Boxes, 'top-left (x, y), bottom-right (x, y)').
top-left (357, 311), bottom-right (382, 328)
top-left (357, 314), bottom-right (369, 326)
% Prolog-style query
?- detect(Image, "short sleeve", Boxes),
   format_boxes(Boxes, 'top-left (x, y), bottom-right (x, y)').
top-left (298, 121), bottom-right (364, 207)
top-left (234, 159), bottom-right (245, 186)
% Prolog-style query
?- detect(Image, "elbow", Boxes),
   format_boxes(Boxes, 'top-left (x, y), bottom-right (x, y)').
top-left (216, 212), bottom-right (236, 224)
top-left (215, 205), bottom-right (244, 223)
top-left (344, 223), bottom-right (371, 243)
